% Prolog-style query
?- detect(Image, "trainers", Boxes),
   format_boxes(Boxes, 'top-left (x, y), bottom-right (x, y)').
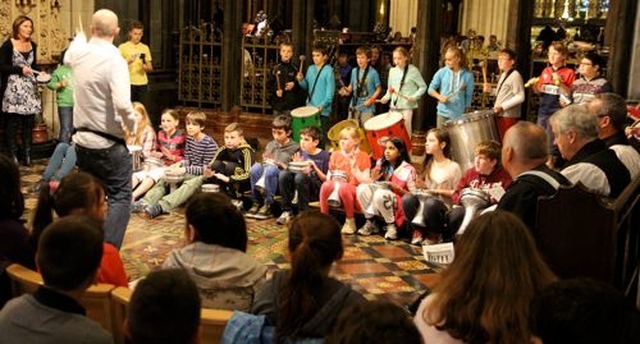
top-left (131, 200), bottom-right (147, 213)
top-left (411, 230), bottom-right (424, 245)
top-left (253, 204), bottom-right (272, 220)
top-left (291, 191), bottom-right (299, 205)
top-left (245, 203), bottom-right (261, 217)
top-left (341, 218), bottom-right (357, 235)
top-left (422, 235), bottom-right (443, 246)
top-left (231, 199), bottom-right (244, 211)
top-left (357, 219), bottom-right (377, 236)
top-left (276, 211), bottom-right (293, 225)
top-left (143, 204), bottom-right (164, 219)
top-left (384, 223), bottom-right (398, 240)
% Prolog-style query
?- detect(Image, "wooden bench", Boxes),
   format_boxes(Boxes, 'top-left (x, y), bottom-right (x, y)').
top-left (536, 177), bottom-right (640, 302)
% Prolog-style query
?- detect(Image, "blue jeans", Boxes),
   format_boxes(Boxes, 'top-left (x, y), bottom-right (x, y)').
top-left (75, 143), bottom-right (132, 249)
top-left (58, 106), bottom-right (73, 143)
top-left (250, 163), bottom-right (280, 205)
top-left (42, 142), bottom-right (76, 181)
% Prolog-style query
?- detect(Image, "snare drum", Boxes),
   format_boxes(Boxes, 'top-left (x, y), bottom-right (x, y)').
top-left (127, 145), bottom-right (143, 171)
top-left (291, 106), bottom-right (320, 142)
top-left (444, 110), bottom-right (499, 171)
top-left (364, 112), bottom-right (412, 160)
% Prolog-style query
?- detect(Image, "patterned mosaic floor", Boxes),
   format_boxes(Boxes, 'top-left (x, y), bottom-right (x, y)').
top-left (19, 160), bottom-right (439, 308)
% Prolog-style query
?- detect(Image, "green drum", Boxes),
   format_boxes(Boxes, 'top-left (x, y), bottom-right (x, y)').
top-left (291, 106), bottom-right (320, 142)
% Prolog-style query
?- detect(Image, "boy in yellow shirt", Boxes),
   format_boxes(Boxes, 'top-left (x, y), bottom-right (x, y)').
top-left (119, 20), bottom-right (153, 102)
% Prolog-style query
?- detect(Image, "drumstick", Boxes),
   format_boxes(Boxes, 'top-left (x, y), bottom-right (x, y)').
top-left (481, 58), bottom-right (488, 84)
top-left (298, 55), bottom-right (306, 75)
top-left (275, 70), bottom-right (282, 91)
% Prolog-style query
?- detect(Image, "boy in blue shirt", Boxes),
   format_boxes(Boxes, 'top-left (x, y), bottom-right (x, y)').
top-left (297, 44), bottom-right (335, 134)
top-left (343, 46), bottom-right (381, 127)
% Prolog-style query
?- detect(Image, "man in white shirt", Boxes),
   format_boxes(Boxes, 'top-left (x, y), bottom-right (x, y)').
top-left (64, 9), bottom-right (136, 249)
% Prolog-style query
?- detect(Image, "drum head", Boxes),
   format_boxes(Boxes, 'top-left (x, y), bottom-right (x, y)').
top-left (364, 111), bottom-right (403, 131)
top-left (36, 74), bottom-right (51, 83)
top-left (291, 106), bottom-right (319, 118)
top-left (127, 145), bottom-right (142, 152)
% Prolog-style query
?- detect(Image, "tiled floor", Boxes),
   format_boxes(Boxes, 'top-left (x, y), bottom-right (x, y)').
top-left (19, 159), bottom-right (440, 308)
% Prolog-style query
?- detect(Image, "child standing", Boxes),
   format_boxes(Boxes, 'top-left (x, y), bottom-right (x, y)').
top-left (131, 109), bottom-right (185, 201)
top-left (297, 44), bottom-right (335, 133)
top-left (140, 111), bottom-right (218, 218)
top-left (163, 193), bottom-right (266, 311)
top-left (203, 122), bottom-right (255, 208)
top-left (277, 126), bottom-right (330, 225)
top-left (344, 46), bottom-right (381, 128)
top-left (118, 20), bottom-right (153, 102)
top-left (356, 137), bottom-right (417, 240)
top-left (401, 128), bottom-right (462, 245)
top-left (428, 46), bottom-right (475, 127)
top-left (335, 51), bottom-right (353, 121)
top-left (269, 42), bottom-right (303, 116)
top-left (319, 126), bottom-right (371, 234)
top-left (247, 115), bottom-right (300, 220)
top-left (46, 50), bottom-right (73, 143)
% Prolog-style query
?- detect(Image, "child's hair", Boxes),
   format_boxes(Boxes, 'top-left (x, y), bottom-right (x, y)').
top-left (32, 172), bottom-right (107, 248)
top-left (0, 153), bottom-right (24, 220)
top-left (128, 269), bottom-right (201, 344)
top-left (583, 51), bottom-right (605, 71)
top-left (445, 46), bottom-right (468, 69)
top-left (355, 46), bottom-right (371, 59)
top-left (131, 101), bottom-right (153, 145)
top-left (129, 20), bottom-right (144, 31)
top-left (185, 193), bottom-right (247, 252)
top-left (299, 126), bottom-right (322, 143)
top-left (185, 110), bottom-right (206, 128)
top-left (312, 44), bottom-right (327, 56)
top-left (161, 108), bottom-right (181, 121)
top-left (474, 140), bottom-right (502, 165)
top-left (279, 42), bottom-right (293, 50)
top-left (500, 48), bottom-right (517, 61)
top-left (380, 137), bottom-right (410, 176)
top-left (530, 278), bottom-right (640, 344)
top-left (225, 122), bottom-right (244, 136)
top-left (327, 300), bottom-right (422, 344)
top-left (426, 211), bottom-right (556, 343)
top-left (37, 215), bottom-right (104, 291)
top-left (550, 41), bottom-right (568, 57)
top-left (393, 46), bottom-right (410, 58)
top-left (277, 211), bottom-right (344, 339)
top-left (339, 126), bottom-right (360, 141)
top-left (272, 114), bottom-right (292, 132)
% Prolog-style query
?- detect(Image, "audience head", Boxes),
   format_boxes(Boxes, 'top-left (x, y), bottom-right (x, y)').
top-left (588, 92), bottom-right (628, 136)
top-left (0, 153), bottom-right (24, 220)
top-left (91, 9), bottom-right (119, 39)
top-left (127, 269), bottom-right (201, 344)
top-left (580, 52), bottom-right (605, 78)
top-left (37, 215), bottom-right (104, 292)
top-left (426, 211), bottom-right (556, 343)
top-left (550, 104), bottom-right (599, 161)
top-left (326, 300), bottom-right (422, 344)
top-left (32, 172), bottom-right (107, 248)
top-left (530, 278), bottom-right (640, 344)
top-left (501, 122), bottom-right (549, 176)
top-left (277, 211), bottom-right (344, 339)
top-left (12, 15), bottom-right (33, 40)
top-left (473, 140), bottom-right (502, 174)
top-left (185, 192), bottom-right (247, 252)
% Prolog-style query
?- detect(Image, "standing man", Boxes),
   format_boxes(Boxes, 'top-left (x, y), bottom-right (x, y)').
top-left (65, 9), bottom-right (136, 249)
top-left (119, 20), bottom-right (153, 103)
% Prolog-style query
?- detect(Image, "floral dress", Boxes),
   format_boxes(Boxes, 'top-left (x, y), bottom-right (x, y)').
top-left (2, 48), bottom-right (41, 115)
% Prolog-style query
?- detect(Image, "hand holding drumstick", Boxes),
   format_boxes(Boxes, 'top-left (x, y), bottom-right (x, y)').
top-left (296, 55), bottom-right (306, 82)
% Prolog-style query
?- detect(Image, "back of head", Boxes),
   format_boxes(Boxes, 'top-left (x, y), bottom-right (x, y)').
top-left (327, 300), bottom-right (422, 344)
top-left (185, 192), bottom-right (247, 252)
top-left (550, 104), bottom-right (599, 140)
top-left (429, 211), bottom-right (556, 343)
top-left (504, 121), bottom-right (549, 161)
top-left (277, 211), bottom-right (343, 339)
top-left (530, 278), bottom-right (640, 344)
top-left (128, 269), bottom-right (201, 344)
top-left (92, 9), bottom-right (119, 38)
top-left (591, 92), bottom-right (628, 132)
top-left (37, 215), bottom-right (103, 291)
top-left (0, 153), bottom-right (24, 220)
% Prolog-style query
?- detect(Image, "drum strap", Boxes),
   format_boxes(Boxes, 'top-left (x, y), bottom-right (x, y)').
top-left (308, 64), bottom-right (327, 103)
top-left (393, 65), bottom-right (409, 107)
top-left (495, 68), bottom-right (515, 97)
top-left (353, 65), bottom-right (370, 105)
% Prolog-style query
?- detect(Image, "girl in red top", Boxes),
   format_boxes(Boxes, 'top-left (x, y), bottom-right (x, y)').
top-left (32, 172), bottom-right (128, 287)
top-left (319, 126), bottom-right (371, 234)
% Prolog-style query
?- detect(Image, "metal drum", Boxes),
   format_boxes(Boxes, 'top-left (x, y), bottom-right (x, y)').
top-left (144, 157), bottom-right (164, 170)
top-left (457, 188), bottom-right (491, 235)
top-left (288, 161), bottom-right (310, 174)
top-left (291, 106), bottom-right (320, 142)
top-left (443, 110), bottom-right (499, 171)
top-left (411, 190), bottom-right (436, 227)
top-left (201, 184), bottom-right (220, 193)
top-left (327, 170), bottom-right (349, 208)
top-left (127, 145), bottom-right (143, 171)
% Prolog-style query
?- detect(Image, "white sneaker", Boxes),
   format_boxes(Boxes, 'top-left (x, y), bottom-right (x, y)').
top-left (341, 218), bottom-right (357, 235)
top-left (357, 219), bottom-right (377, 236)
top-left (276, 211), bottom-right (293, 225)
top-left (384, 223), bottom-right (398, 240)
top-left (292, 191), bottom-right (299, 205)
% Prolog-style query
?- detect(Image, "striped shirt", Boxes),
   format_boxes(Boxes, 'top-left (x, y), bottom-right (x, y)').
top-left (184, 134), bottom-right (218, 175)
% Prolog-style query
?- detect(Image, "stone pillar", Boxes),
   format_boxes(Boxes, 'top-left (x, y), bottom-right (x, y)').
top-left (607, 0), bottom-right (638, 98)
top-left (414, 0), bottom-right (442, 130)
top-left (626, 3), bottom-right (640, 100)
top-left (221, 0), bottom-right (243, 112)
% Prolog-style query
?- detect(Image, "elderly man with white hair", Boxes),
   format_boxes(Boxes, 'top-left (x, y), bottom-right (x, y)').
top-left (550, 104), bottom-right (630, 198)
top-left (64, 9), bottom-right (136, 249)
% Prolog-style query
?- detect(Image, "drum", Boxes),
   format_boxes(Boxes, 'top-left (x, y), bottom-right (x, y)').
top-left (201, 184), bottom-right (220, 193)
top-left (291, 106), bottom-right (320, 142)
top-left (144, 157), bottom-right (164, 170)
top-left (443, 110), bottom-right (499, 171)
top-left (127, 145), bottom-right (143, 171)
top-left (327, 119), bottom-right (371, 153)
top-left (164, 169), bottom-right (186, 184)
top-left (288, 161), bottom-right (310, 174)
top-left (458, 188), bottom-right (492, 235)
top-left (364, 111), bottom-right (412, 160)
top-left (328, 170), bottom-right (349, 208)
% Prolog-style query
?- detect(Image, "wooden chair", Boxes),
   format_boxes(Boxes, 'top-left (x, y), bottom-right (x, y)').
top-left (110, 286), bottom-right (234, 344)
top-left (5, 264), bottom-right (116, 333)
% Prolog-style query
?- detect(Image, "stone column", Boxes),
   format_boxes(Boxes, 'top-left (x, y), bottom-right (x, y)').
top-left (413, 0), bottom-right (442, 130)
top-left (608, 0), bottom-right (638, 98)
top-left (221, 0), bottom-right (243, 112)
